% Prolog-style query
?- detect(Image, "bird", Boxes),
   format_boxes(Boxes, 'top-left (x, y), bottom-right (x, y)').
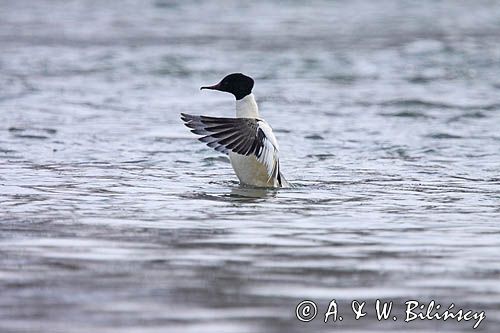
top-left (181, 73), bottom-right (290, 188)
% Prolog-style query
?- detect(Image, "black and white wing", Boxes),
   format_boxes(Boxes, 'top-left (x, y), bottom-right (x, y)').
top-left (181, 113), bottom-right (284, 184)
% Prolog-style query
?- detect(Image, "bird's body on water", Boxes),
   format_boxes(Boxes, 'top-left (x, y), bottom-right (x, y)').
top-left (181, 73), bottom-right (289, 188)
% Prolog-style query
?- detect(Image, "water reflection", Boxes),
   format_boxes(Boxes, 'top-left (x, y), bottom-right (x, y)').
top-left (227, 185), bottom-right (279, 201)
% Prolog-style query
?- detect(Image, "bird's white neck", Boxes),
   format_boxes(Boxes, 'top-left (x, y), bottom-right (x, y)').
top-left (236, 93), bottom-right (259, 118)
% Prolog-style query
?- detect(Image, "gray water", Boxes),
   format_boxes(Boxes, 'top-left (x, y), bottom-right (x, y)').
top-left (1, 1), bottom-right (500, 332)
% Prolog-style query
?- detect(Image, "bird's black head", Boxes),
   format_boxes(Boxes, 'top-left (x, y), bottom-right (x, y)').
top-left (200, 73), bottom-right (254, 100)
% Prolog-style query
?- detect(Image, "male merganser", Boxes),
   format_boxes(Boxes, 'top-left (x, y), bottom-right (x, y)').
top-left (181, 73), bottom-right (289, 188)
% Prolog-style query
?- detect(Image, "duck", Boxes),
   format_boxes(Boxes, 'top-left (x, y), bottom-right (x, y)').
top-left (181, 73), bottom-right (290, 188)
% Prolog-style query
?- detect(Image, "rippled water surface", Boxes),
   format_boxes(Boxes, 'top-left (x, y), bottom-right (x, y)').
top-left (1, 1), bottom-right (500, 332)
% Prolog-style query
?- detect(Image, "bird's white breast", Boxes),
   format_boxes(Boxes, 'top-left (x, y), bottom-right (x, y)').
top-left (229, 152), bottom-right (277, 187)
top-left (230, 93), bottom-right (278, 187)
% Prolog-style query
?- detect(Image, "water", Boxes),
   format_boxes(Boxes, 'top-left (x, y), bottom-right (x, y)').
top-left (1, 0), bottom-right (500, 332)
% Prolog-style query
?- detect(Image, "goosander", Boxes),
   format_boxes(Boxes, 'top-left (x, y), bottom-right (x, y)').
top-left (181, 73), bottom-right (289, 188)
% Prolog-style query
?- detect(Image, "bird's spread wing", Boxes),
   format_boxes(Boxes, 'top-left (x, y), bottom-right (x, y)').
top-left (181, 113), bottom-right (282, 183)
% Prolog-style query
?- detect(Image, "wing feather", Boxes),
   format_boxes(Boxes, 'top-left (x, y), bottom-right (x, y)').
top-left (181, 113), bottom-right (283, 184)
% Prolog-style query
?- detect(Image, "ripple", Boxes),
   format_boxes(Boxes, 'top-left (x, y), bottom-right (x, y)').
top-left (447, 111), bottom-right (488, 123)
top-left (306, 153), bottom-right (335, 161)
top-left (379, 111), bottom-right (432, 118)
top-left (426, 133), bottom-right (463, 139)
top-left (304, 134), bottom-right (324, 140)
top-left (203, 156), bottom-right (230, 164)
top-left (374, 99), bottom-right (500, 111)
top-left (378, 99), bottom-right (458, 109)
